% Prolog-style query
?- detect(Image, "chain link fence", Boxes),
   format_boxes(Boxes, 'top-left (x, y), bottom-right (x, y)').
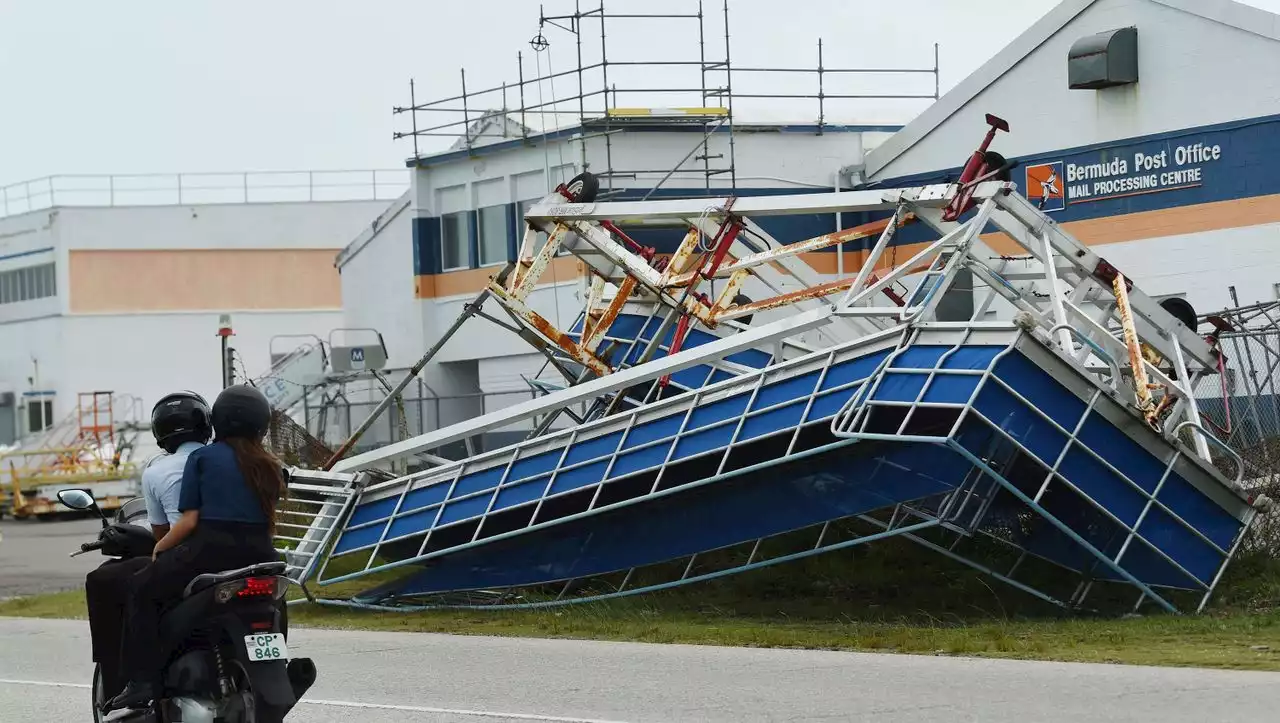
top-left (1193, 313), bottom-right (1280, 558)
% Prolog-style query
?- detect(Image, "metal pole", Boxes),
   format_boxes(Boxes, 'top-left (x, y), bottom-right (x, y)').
top-left (461, 68), bottom-right (471, 151)
top-left (518, 53), bottom-right (527, 141)
top-left (321, 281), bottom-right (502, 471)
top-left (723, 0), bottom-right (737, 191)
top-left (410, 78), bottom-right (420, 160)
top-left (817, 38), bottom-right (825, 134)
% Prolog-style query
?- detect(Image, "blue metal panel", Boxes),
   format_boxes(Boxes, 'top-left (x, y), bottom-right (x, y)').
top-left (739, 402), bottom-right (807, 441)
top-left (437, 494), bottom-right (491, 526)
top-left (672, 425), bottom-right (736, 459)
top-left (1134, 506), bottom-right (1219, 585)
top-left (493, 477), bottom-right (549, 511)
top-left (921, 375), bottom-right (979, 404)
top-left (686, 393), bottom-right (752, 430)
top-left (873, 372), bottom-right (927, 402)
top-left (752, 371), bottom-right (821, 409)
top-left (1074, 417), bottom-right (1166, 494)
top-left (452, 466), bottom-right (506, 499)
top-left (550, 460), bottom-right (610, 494)
top-left (347, 496), bottom-right (399, 527)
top-left (891, 345), bottom-right (948, 369)
top-left (973, 379), bottom-right (1070, 465)
top-left (400, 483), bottom-right (452, 514)
top-left (1056, 445), bottom-right (1148, 526)
top-left (625, 415), bottom-right (684, 447)
top-left (1156, 474), bottom-right (1241, 550)
top-left (942, 346), bottom-right (1004, 370)
top-left (819, 351), bottom-right (891, 391)
top-left (992, 354), bottom-right (1087, 430)
top-left (565, 431), bottom-right (623, 465)
top-left (507, 450), bottom-right (562, 484)
top-left (375, 441), bottom-right (968, 597)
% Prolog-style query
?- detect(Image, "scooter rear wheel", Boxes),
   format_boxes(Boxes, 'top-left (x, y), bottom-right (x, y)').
top-left (91, 663), bottom-right (105, 723)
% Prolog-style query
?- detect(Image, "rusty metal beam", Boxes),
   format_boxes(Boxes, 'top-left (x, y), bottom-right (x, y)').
top-left (583, 276), bottom-right (638, 354)
top-left (716, 277), bottom-right (857, 322)
top-left (511, 223), bottom-right (568, 301)
top-left (489, 282), bottom-right (612, 376)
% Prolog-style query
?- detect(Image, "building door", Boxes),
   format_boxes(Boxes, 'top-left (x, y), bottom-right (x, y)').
top-left (0, 392), bottom-right (15, 445)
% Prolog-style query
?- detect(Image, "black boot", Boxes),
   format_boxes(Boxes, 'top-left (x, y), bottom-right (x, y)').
top-left (102, 679), bottom-right (158, 712)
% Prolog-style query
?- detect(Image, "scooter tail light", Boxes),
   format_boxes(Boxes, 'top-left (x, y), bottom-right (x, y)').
top-left (214, 576), bottom-right (290, 603)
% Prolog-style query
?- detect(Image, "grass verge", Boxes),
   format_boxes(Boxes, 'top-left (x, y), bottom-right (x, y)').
top-left (4, 540), bottom-right (1278, 671)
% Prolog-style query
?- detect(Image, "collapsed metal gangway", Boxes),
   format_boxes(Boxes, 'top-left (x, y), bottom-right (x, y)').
top-left (273, 131), bottom-right (1273, 616)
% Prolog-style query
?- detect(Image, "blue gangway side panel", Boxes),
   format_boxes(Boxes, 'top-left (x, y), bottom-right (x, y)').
top-left (955, 351), bottom-right (1247, 590)
top-left (331, 346), bottom-right (904, 557)
top-left (372, 440), bottom-right (969, 597)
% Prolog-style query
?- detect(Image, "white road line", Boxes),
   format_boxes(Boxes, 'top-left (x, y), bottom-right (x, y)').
top-left (0, 679), bottom-right (631, 723)
top-left (303, 698), bottom-right (631, 722)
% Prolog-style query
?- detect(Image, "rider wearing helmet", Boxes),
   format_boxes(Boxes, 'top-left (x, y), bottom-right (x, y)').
top-left (85, 391), bottom-right (212, 703)
top-left (109, 384), bottom-right (288, 712)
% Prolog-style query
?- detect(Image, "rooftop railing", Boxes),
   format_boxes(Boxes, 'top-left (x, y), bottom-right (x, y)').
top-left (0, 169), bottom-right (411, 219)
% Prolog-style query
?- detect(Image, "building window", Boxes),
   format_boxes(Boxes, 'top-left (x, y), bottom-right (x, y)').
top-left (26, 397), bottom-right (54, 434)
top-left (0, 262), bottom-right (56, 305)
top-left (440, 212), bottom-right (470, 271)
top-left (478, 205), bottom-right (510, 267)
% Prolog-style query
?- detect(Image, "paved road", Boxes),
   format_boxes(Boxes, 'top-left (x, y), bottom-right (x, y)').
top-left (2, 617), bottom-right (1279, 722)
top-left (0, 517), bottom-right (103, 598)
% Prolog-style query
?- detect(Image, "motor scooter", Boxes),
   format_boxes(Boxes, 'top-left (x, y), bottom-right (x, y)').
top-left (59, 488), bottom-right (315, 723)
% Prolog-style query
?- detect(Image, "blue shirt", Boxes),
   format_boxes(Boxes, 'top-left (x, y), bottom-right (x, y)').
top-left (178, 441), bottom-right (268, 525)
top-left (141, 441), bottom-right (204, 526)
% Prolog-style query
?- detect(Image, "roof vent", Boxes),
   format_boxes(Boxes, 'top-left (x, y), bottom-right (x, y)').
top-left (1068, 27), bottom-right (1138, 90)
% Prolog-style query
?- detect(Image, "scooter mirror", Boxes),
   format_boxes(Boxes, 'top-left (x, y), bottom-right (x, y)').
top-left (57, 488), bottom-right (107, 526)
top-left (57, 488), bottom-right (96, 510)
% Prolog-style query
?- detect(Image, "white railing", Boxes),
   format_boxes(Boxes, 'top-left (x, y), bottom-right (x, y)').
top-left (0, 169), bottom-right (411, 219)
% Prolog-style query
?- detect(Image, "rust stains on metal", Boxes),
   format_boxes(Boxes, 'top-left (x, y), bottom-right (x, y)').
top-left (709, 269), bottom-right (749, 319)
top-left (583, 276), bottom-right (637, 354)
top-left (661, 228), bottom-right (703, 286)
top-left (712, 213), bottom-right (916, 279)
top-left (512, 223), bottom-right (568, 301)
top-left (490, 281), bottom-right (612, 376)
top-left (716, 277), bottom-right (856, 321)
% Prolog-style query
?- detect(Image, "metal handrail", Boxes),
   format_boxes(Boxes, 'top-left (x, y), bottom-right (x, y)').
top-left (1049, 323), bottom-right (1122, 390)
top-left (0, 169), bottom-right (410, 219)
top-left (1171, 420), bottom-right (1245, 485)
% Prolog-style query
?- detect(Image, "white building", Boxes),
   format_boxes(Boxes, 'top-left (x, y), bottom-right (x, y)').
top-left (334, 118), bottom-right (901, 442)
top-left (329, 0), bottom-right (1280, 458)
top-left (863, 0), bottom-right (1280, 319)
top-left (0, 171), bottom-right (403, 444)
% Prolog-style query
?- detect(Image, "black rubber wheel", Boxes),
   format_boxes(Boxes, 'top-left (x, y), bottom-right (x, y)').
top-left (1160, 297), bottom-right (1198, 330)
top-left (91, 664), bottom-right (105, 723)
top-left (732, 294), bottom-right (754, 326)
top-left (564, 172), bottom-right (600, 203)
top-left (982, 151), bottom-right (1013, 182)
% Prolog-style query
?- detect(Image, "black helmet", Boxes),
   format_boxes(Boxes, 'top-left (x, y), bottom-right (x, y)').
top-left (151, 391), bottom-right (213, 453)
top-left (212, 384), bottom-right (272, 441)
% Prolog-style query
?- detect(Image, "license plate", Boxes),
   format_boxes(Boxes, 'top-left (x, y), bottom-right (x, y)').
top-left (244, 633), bottom-right (288, 663)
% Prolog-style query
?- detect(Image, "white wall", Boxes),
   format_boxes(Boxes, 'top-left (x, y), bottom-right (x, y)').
top-left (0, 209), bottom-right (66, 323)
top-left (337, 196), bottom-right (423, 368)
top-left (56, 309), bottom-right (342, 418)
top-left (1095, 222), bottom-right (1280, 314)
top-left (869, 0), bottom-right (1280, 179)
top-left (56, 200), bottom-right (392, 251)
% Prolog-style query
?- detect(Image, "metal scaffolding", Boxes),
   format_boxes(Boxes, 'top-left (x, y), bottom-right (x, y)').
top-left (392, 0), bottom-right (940, 195)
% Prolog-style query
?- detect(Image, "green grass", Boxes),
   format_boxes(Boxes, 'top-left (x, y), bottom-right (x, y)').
top-left (5, 537), bottom-right (1279, 670)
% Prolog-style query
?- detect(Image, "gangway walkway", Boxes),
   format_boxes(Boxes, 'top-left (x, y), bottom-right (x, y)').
top-left (272, 133), bottom-right (1272, 616)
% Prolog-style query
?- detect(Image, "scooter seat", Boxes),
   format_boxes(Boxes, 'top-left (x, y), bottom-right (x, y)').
top-left (182, 561), bottom-right (288, 598)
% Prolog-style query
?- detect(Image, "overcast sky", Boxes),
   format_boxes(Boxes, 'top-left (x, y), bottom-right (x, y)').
top-left (2, 0), bottom-right (1279, 187)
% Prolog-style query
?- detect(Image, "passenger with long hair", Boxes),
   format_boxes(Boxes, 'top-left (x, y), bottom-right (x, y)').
top-left (107, 384), bottom-right (287, 712)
